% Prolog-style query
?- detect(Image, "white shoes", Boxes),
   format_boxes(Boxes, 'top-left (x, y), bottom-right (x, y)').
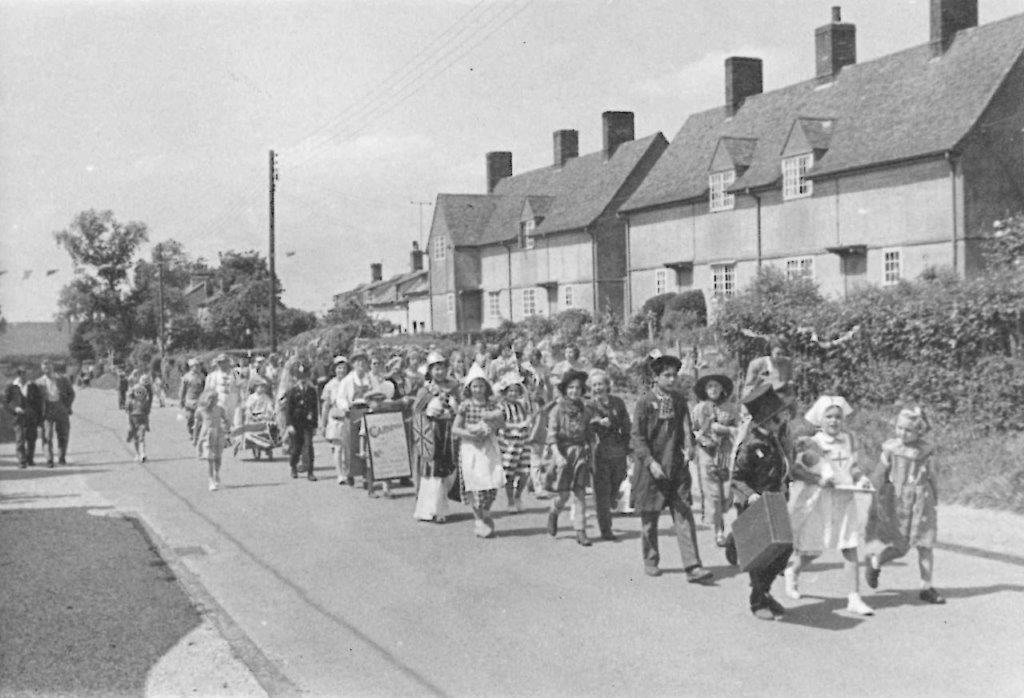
top-left (784, 567), bottom-right (801, 599)
top-left (209, 479), bottom-right (219, 491)
top-left (846, 593), bottom-right (874, 615)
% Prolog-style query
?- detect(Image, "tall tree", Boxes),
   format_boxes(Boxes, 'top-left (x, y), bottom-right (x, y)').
top-left (54, 210), bottom-right (148, 358)
top-left (129, 239), bottom-right (208, 345)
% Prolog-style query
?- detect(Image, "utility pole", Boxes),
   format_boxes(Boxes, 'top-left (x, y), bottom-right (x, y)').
top-left (269, 149), bottom-right (278, 353)
top-left (156, 245), bottom-right (166, 354)
top-left (410, 200), bottom-right (433, 247)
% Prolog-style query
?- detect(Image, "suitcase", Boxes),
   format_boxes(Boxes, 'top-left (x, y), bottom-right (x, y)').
top-left (732, 491), bottom-right (793, 572)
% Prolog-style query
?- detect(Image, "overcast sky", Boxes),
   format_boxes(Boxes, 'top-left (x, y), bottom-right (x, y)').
top-left (1, 0), bottom-right (1020, 322)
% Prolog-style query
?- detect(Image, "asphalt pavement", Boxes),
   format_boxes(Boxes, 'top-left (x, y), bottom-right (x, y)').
top-left (2, 388), bottom-right (1023, 697)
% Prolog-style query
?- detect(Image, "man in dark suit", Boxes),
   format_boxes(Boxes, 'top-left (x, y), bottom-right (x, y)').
top-left (4, 365), bottom-right (45, 467)
top-left (283, 362), bottom-right (320, 481)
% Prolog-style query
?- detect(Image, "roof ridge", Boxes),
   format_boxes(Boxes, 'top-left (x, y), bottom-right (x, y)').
top-left (502, 131), bottom-right (662, 181)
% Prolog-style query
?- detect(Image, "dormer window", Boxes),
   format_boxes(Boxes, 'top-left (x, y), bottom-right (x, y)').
top-left (782, 153), bottom-right (814, 199)
top-left (519, 218), bottom-right (537, 249)
top-left (709, 170), bottom-right (736, 212)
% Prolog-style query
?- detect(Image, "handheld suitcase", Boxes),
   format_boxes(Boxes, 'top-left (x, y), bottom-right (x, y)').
top-left (733, 491), bottom-right (793, 572)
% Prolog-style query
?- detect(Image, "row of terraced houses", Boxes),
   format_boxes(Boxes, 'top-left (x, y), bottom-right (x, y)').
top-left (340, 1), bottom-right (1024, 334)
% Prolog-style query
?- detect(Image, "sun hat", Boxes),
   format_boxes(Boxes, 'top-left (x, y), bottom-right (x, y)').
top-left (694, 367), bottom-right (734, 402)
top-left (557, 369), bottom-right (590, 396)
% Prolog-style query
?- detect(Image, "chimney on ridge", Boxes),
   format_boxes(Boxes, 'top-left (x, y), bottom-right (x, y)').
top-left (816, 7), bottom-right (856, 81)
top-left (931, 0), bottom-right (978, 53)
top-left (725, 57), bottom-right (763, 116)
top-left (553, 129), bottom-right (579, 167)
top-left (370, 263), bottom-right (383, 283)
top-left (602, 111), bottom-right (635, 158)
top-left (486, 151), bottom-right (513, 193)
top-left (410, 241), bottom-right (424, 272)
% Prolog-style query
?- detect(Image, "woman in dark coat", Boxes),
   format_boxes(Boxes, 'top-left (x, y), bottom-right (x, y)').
top-left (587, 368), bottom-right (631, 541)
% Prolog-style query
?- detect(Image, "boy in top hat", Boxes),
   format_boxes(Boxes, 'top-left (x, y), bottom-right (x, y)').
top-left (731, 383), bottom-right (794, 620)
top-left (691, 366), bottom-right (739, 546)
top-left (283, 361), bottom-right (320, 481)
top-left (630, 353), bottom-right (714, 582)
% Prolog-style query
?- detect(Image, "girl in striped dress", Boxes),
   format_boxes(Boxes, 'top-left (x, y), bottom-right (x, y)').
top-left (495, 372), bottom-right (534, 513)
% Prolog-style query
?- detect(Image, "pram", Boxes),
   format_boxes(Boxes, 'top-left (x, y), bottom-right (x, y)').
top-left (233, 398), bottom-right (282, 460)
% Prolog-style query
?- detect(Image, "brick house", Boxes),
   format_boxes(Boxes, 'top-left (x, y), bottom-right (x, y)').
top-left (620, 1), bottom-right (1024, 313)
top-left (428, 112), bottom-right (668, 332)
top-left (332, 243), bottom-right (431, 334)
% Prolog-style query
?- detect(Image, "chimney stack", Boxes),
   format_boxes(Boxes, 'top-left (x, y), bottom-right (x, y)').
top-left (553, 129), bottom-right (579, 167)
top-left (486, 151), bottom-right (513, 193)
top-left (931, 0), bottom-right (978, 53)
top-left (725, 57), bottom-right (763, 116)
top-left (410, 241), bottom-right (424, 272)
top-left (602, 111), bottom-right (635, 158)
top-left (816, 7), bottom-right (856, 81)
top-left (370, 263), bottom-right (383, 283)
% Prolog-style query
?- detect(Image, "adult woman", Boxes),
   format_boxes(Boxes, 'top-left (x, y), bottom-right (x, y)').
top-left (587, 369), bottom-right (631, 541)
top-left (412, 352), bottom-right (460, 522)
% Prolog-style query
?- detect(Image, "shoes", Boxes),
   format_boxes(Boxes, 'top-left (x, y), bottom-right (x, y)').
top-left (474, 520), bottom-right (492, 538)
top-left (290, 469), bottom-right (298, 479)
top-left (19, 461), bottom-right (27, 469)
top-left (58, 457), bottom-right (66, 465)
top-left (846, 593), bottom-right (875, 616)
top-left (435, 515), bottom-right (447, 524)
top-left (750, 604), bottom-right (776, 621)
top-left (764, 594), bottom-right (786, 618)
top-left (307, 472), bottom-right (317, 481)
top-left (547, 512), bottom-right (558, 538)
top-left (724, 536), bottom-right (738, 566)
top-left (644, 565), bottom-right (662, 577)
top-left (208, 480), bottom-right (218, 491)
top-left (715, 531), bottom-right (727, 547)
top-left (337, 478), bottom-right (346, 485)
top-left (865, 558), bottom-right (881, 589)
top-left (784, 567), bottom-right (801, 599)
top-left (346, 477), bottom-right (355, 486)
top-left (919, 587), bottom-right (946, 604)
top-left (576, 530), bottom-right (592, 547)
top-left (600, 531), bottom-right (617, 541)
top-left (685, 566), bottom-right (714, 584)
top-left (514, 497), bottom-right (523, 513)
top-left (46, 459), bottom-right (54, 468)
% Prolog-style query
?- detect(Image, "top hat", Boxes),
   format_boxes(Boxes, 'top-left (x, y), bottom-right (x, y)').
top-left (742, 383), bottom-right (790, 426)
top-left (557, 369), bottom-right (590, 396)
top-left (647, 351), bottom-right (682, 375)
top-left (694, 367), bottom-right (734, 401)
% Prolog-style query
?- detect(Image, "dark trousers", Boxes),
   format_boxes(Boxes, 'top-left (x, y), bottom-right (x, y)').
top-left (640, 498), bottom-right (702, 570)
top-left (748, 544), bottom-right (793, 607)
top-left (184, 406), bottom-right (197, 438)
top-left (42, 403), bottom-right (70, 462)
top-left (593, 456), bottom-right (627, 536)
top-left (289, 427), bottom-right (315, 474)
top-left (15, 421), bottom-right (38, 465)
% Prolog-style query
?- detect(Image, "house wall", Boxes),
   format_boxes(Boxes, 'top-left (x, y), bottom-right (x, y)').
top-left (408, 297), bottom-right (431, 333)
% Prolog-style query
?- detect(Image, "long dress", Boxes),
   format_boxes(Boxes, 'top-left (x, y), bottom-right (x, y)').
top-left (457, 398), bottom-right (505, 509)
top-left (789, 431), bottom-right (871, 555)
top-left (412, 383), bottom-right (458, 521)
top-left (497, 399), bottom-right (534, 486)
top-left (866, 438), bottom-right (938, 555)
top-left (545, 397), bottom-right (593, 492)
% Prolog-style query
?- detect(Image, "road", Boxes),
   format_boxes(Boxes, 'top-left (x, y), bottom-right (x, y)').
top-left (2, 388), bottom-right (1023, 697)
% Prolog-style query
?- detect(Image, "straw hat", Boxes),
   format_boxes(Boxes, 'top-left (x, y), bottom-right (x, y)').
top-left (694, 367), bottom-right (734, 401)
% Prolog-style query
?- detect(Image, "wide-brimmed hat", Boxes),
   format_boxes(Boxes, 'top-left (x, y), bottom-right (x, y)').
top-left (348, 350), bottom-right (369, 364)
top-left (742, 383), bottom-right (791, 426)
top-left (647, 350), bottom-right (682, 375)
top-left (332, 355), bottom-right (348, 366)
top-left (557, 369), bottom-right (589, 396)
top-left (214, 353), bottom-right (230, 365)
top-left (462, 363), bottom-right (493, 398)
top-left (494, 371), bottom-right (525, 394)
top-left (694, 367), bottom-right (734, 401)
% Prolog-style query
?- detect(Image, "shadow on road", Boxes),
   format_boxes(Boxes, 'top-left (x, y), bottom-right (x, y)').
top-left (867, 583), bottom-right (1024, 610)
top-left (226, 482), bottom-right (288, 490)
top-left (936, 542), bottom-right (1024, 568)
top-left (777, 595), bottom-right (869, 631)
top-left (0, 467), bottom-right (110, 480)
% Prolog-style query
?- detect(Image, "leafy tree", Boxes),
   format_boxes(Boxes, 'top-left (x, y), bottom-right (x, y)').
top-left (984, 213), bottom-right (1024, 269)
top-left (53, 210), bottom-right (148, 358)
top-left (129, 239), bottom-right (208, 344)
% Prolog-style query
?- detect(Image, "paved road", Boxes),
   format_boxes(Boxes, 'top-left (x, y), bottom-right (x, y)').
top-left (3, 389), bottom-right (1024, 696)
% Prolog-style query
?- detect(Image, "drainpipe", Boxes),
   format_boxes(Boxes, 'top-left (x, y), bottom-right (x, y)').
top-left (506, 243), bottom-right (513, 320)
top-left (746, 189), bottom-right (763, 269)
top-left (624, 216), bottom-right (633, 315)
top-left (946, 151), bottom-right (960, 275)
top-left (587, 225), bottom-right (598, 315)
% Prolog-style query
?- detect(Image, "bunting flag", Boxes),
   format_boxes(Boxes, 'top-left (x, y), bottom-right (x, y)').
top-left (46, 269), bottom-right (58, 276)
top-left (285, 251), bottom-right (296, 257)
top-left (0, 270), bottom-right (7, 276)
top-left (22, 270), bottom-right (32, 280)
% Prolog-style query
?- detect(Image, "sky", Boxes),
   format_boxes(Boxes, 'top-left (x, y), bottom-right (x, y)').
top-left (1, 0), bottom-right (1021, 322)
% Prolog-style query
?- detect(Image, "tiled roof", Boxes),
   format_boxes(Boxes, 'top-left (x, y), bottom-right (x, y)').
top-left (622, 12), bottom-right (1024, 211)
top-left (364, 270), bottom-right (429, 307)
top-left (437, 134), bottom-right (667, 247)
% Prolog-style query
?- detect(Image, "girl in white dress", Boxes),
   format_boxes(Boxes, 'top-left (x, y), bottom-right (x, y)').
top-left (451, 364), bottom-right (505, 538)
top-left (786, 395), bottom-right (875, 615)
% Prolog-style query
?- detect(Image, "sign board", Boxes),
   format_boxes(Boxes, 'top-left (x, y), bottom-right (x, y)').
top-left (363, 410), bottom-right (412, 481)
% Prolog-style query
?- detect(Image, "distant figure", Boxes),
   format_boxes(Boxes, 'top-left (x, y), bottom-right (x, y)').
top-left (205, 353), bottom-right (243, 427)
top-left (36, 359), bottom-right (75, 466)
top-left (126, 378), bottom-right (153, 463)
top-left (179, 359), bottom-right (206, 437)
top-left (742, 339), bottom-right (793, 397)
top-left (4, 365), bottom-right (44, 467)
top-left (117, 367), bottom-right (130, 410)
top-left (193, 390), bottom-right (231, 492)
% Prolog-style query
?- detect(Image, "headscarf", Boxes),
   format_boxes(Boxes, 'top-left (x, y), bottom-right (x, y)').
top-left (804, 395), bottom-right (853, 427)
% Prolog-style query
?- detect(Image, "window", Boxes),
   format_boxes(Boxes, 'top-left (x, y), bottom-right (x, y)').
top-left (487, 291), bottom-right (501, 319)
top-left (654, 269), bottom-right (668, 296)
top-left (782, 153), bottom-right (814, 200)
top-left (785, 257), bottom-right (814, 281)
top-left (709, 170), bottom-right (736, 212)
top-left (711, 264), bottom-right (736, 298)
top-left (882, 248), bottom-right (902, 285)
top-left (519, 219), bottom-right (536, 249)
top-left (446, 293), bottom-right (455, 315)
top-left (433, 236), bottom-right (446, 260)
top-left (562, 285), bottom-right (574, 308)
top-left (521, 288), bottom-right (537, 317)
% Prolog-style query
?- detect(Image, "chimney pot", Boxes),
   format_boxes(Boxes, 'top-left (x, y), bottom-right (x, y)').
top-left (601, 112), bottom-right (635, 158)
top-left (485, 151), bottom-right (513, 193)
top-left (553, 129), bottom-right (579, 167)
top-left (724, 57), bottom-right (763, 116)
top-left (930, 0), bottom-right (978, 53)
top-left (410, 242), bottom-right (424, 272)
top-left (832, 6), bottom-right (841, 22)
top-left (371, 263), bottom-right (383, 283)
top-left (816, 7), bottom-right (856, 81)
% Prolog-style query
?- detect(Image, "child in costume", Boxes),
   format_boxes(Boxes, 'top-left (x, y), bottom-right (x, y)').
top-left (545, 369), bottom-right (597, 547)
top-left (452, 364), bottom-right (506, 538)
top-left (126, 379), bottom-right (153, 463)
top-left (785, 395), bottom-right (875, 616)
top-left (495, 372), bottom-right (534, 513)
top-left (193, 390), bottom-right (232, 491)
top-left (630, 354), bottom-right (714, 581)
top-left (587, 369), bottom-right (631, 541)
top-left (412, 351), bottom-right (459, 523)
top-left (691, 367), bottom-right (739, 546)
top-left (864, 407), bottom-right (945, 604)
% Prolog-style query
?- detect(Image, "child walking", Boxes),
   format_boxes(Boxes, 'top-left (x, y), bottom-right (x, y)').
top-left (125, 379), bottom-right (152, 463)
top-left (193, 390), bottom-right (231, 491)
top-left (545, 369), bottom-right (597, 546)
top-left (786, 395), bottom-right (875, 615)
top-left (452, 364), bottom-right (506, 538)
top-left (495, 372), bottom-right (534, 513)
top-left (587, 369), bottom-right (631, 541)
top-left (864, 407), bottom-right (945, 604)
top-left (691, 367), bottom-right (739, 546)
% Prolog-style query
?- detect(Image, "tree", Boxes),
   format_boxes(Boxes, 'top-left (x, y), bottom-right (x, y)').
top-left (54, 210), bottom-right (148, 358)
top-left (128, 239), bottom-right (208, 345)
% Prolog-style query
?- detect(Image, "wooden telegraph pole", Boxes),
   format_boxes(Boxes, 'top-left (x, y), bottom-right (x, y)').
top-left (269, 149), bottom-right (278, 353)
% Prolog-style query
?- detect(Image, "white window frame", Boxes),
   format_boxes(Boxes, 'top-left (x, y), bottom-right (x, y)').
top-left (711, 263), bottom-right (736, 299)
top-left (487, 291), bottom-right (501, 319)
top-left (446, 293), bottom-right (455, 315)
top-left (562, 285), bottom-right (574, 309)
top-left (782, 153), bottom-right (814, 200)
top-left (521, 288), bottom-right (537, 317)
top-left (433, 236), bottom-right (446, 260)
top-left (709, 170), bottom-right (736, 212)
top-left (654, 269), bottom-right (668, 296)
top-left (882, 248), bottom-right (902, 286)
top-left (520, 219), bottom-right (536, 250)
top-left (785, 256), bottom-right (814, 281)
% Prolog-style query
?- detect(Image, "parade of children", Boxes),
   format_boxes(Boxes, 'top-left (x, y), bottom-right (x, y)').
top-left (99, 337), bottom-right (963, 625)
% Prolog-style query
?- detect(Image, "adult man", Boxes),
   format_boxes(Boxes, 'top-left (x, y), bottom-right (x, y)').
top-left (335, 352), bottom-right (388, 491)
top-left (205, 353), bottom-right (243, 427)
top-left (36, 360), bottom-right (75, 466)
top-left (5, 366), bottom-right (44, 467)
top-left (283, 362), bottom-right (320, 481)
top-left (179, 358), bottom-right (206, 437)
